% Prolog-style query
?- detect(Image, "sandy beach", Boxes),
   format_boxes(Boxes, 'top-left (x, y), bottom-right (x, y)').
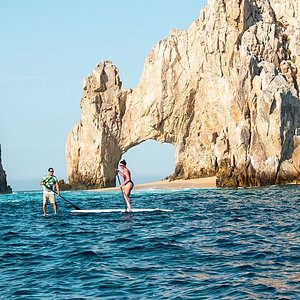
top-left (95, 176), bottom-right (216, 192)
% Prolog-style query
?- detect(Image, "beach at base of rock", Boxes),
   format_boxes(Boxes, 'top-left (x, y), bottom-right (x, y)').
top-left (93, 176), bottom-right (216, 192)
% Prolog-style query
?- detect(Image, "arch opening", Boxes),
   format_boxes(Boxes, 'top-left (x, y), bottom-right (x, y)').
top-left (120, 140), bottom-right (176, 185)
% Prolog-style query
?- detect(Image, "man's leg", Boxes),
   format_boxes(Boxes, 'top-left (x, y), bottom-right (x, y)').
top-left (53, 202), bottom-right (57, 215)
top-left (50, 195), bottom-right (57, 215)
top-left (43, 194), bottom-right (47, 216)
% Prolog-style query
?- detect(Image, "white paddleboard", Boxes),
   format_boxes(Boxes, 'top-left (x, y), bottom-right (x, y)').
top-left (71, 208), bottom-right (173, 213)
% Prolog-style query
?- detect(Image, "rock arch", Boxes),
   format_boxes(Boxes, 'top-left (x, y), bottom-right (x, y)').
top-left (65, 59), bottom-right (206, 189)
top-left (66, 0), bottom-right (300, 189)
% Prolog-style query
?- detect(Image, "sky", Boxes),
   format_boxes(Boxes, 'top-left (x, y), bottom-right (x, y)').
top-left (0, 0), bottom-right (207, 191)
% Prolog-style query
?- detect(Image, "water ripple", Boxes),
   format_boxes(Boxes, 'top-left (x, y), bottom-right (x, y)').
top-left (0, 186), bottom-right (299, 298)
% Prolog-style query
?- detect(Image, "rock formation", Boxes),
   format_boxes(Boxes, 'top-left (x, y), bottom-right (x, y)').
top-left (66, 0), bottom-right (300, 188)
top-left (0, 145), bottom-right (12, 193)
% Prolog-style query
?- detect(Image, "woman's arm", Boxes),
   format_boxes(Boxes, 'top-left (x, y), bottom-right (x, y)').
top-left (117, 169), bottom-right (125, 179)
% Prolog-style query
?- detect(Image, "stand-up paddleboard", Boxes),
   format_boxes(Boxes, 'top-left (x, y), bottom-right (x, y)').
top-left (71, 208), bottom-right (173, 213)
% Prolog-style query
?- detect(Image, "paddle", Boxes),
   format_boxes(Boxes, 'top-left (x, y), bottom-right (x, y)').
top-left (116, 172), bottom-right (127, 210)
top-left (44, 184), bottom-right (81, 210)
top-left (55, 191), bottom-right (81, 210)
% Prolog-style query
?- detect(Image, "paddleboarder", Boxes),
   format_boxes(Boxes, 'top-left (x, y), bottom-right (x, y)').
top-left (116, 159), bottom-right (134, 212)
top-left (40, 167), bottom-right (60, 216)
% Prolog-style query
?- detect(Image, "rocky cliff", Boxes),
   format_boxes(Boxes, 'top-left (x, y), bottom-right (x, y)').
top-left (0, 145), bottom-right (12, 193)
top-left (66, 0), bottom-right (300, 188)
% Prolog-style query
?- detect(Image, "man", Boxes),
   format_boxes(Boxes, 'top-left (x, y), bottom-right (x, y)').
top-left (40, 167), bottom-right (60, 216)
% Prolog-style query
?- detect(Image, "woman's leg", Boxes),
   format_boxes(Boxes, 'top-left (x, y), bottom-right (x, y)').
top-left (124, 183), bottom-right (133, 211)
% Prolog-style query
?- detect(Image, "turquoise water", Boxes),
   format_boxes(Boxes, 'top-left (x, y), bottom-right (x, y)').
top-left (0, 186), bottom-right (299, 299)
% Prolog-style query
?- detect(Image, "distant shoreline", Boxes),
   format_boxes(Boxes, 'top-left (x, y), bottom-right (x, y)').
top-left (93, 176), bottom-right (217, 192)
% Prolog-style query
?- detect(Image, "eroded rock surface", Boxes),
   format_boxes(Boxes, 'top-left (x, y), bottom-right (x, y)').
top-left (66, 0), bottom-right (300, 188)
top-left (0, 145), bottom-right (12, 194)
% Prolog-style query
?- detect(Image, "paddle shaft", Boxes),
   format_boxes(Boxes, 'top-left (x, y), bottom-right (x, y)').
top-left (56, 191), bottom-right (81, 210)
top-left (116, 173), bottom-right (127, 209)
top-left (44, 184), bottom-right (81, 210)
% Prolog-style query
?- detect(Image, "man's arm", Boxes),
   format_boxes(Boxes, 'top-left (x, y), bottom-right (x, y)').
top-left (40, 177), bottom-right (46, 186)
top-left (55, 179), bottom-right (60, 195)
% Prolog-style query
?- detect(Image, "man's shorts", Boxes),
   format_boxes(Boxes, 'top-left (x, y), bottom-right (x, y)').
top-left (43, 191), bottom-right (56, 205)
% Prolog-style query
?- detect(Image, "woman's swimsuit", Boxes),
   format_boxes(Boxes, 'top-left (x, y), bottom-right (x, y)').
top-left (123, 170), bottom-right (134, 186)
top-left (125, 180), bottom-right (134, 185)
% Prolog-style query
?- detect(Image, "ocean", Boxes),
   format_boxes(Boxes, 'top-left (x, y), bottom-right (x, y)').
top-left (0, 186), bottom-right (299, 299)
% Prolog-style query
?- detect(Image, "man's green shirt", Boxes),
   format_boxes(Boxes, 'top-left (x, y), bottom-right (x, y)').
top-left (42, 175), bottom-right (58, 192)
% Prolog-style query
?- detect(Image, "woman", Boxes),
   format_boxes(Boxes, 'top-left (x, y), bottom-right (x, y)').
top-left (116, 159), bottom-right (134, 212)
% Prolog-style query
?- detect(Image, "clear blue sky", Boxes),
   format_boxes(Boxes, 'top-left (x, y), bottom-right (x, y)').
top-left (0, 0), bottom-right (206, 191)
